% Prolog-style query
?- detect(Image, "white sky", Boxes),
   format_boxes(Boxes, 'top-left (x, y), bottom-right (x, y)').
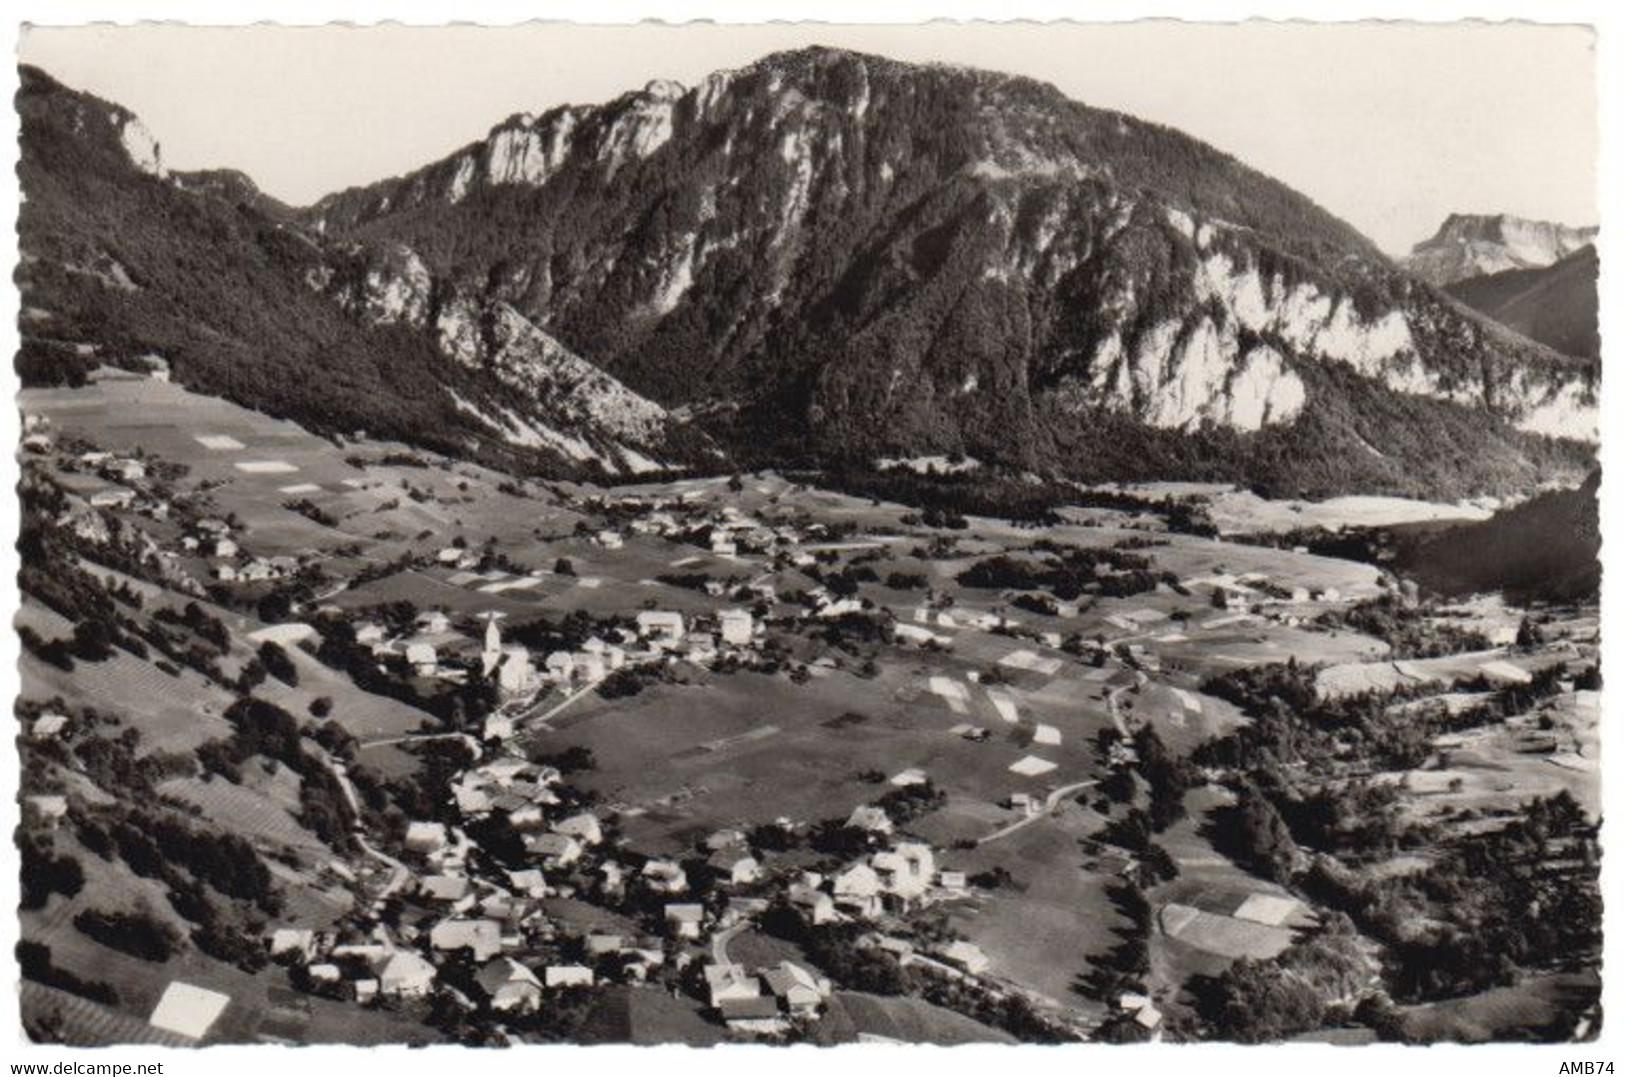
top-left (18, 21), bottom-right (1598, 254)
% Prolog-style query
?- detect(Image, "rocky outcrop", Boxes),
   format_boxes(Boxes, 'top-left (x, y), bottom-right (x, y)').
top-left (1403, 213), bottom-right (1597, 286)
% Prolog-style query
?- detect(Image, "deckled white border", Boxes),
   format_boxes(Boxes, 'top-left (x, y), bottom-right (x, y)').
top-left (0, 2), bottom-right (1617, 1075)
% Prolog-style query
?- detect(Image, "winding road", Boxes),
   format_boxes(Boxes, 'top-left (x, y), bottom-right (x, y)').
top-left (976, 778), bottom-right (1099, 846)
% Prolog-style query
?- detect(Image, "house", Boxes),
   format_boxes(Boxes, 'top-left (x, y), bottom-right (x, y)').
top-left (683, 632), bottom-right (718, 663)
top-left (30, 712), bottom-right (69, 740)
top-left (351, 979), bottom-right (379, 1004)
top-left (25, 795), bottom-right (68, 826)
top-left (524, 832), bottom-right (582, 868)
top-left (707, 848), bottom-right (762, 887)
top-left (937, 870), bottom-right (969, 894)
top-left (508, 803), bottom-right (547, 830)
top-left (724, 896), bottom-right (770, 925)
top-left (507, 869), bottom-right (549, 899)
top-left (704, 963), bottom-right (761, 1006)
top-left (404, 821), bottom-right (449, 855)
top-left (496, 649), bottom-right (537, 698)
top-left (416, 610), bottom-right (452, 635)
top-left (642, 859), bottom-right (689, 894)
top-left (430, 919), bottom-right (503, 961)
top-left (544, 965), bottom-right (596, 989)
top-left (833, 864), bottom-right (884, 919)
top-left (405, 642), bottom-right (438, 676)
top-left (1118, 992), bottom-right (1163, 1030)
top-left (762, 961), bottom-right (829, 1016)
top-left (477, 957), bottom-right (542, 1012)
top-left (664, 903), bottom-right (706, 940)
top-left (718, 609), bottom-right (755, 646)
top-left (89, 487), bottom-right (137, 509)
top-left (872, 842), bottom-right (936, 904)
top-left (845, 805), bottom-right (894, 835)
top-left (577, 653), bottom-right (608, 683)
top-left (354, 621), bottom-right (387, 646)
top-left (213, 537), bottom-right (240, 559)
top-left (594, 530), bottom-right (624, 550)
top-left (545, 651), bottom-right (576, 682)
top-left (788, 884), bottom-right (838, 925)
top-left (306, 963), bottom-right (342, 987)
top-left (636, 610), bottom-right (687, 648)
top-left (378, 951), bottom-right (437, 998)
top-left (267, 928), bottom-right (316, 962)
top-left (148, 981), bottom-right (231, 1042)
top-left (937, 940), bottom-right (990, 975)
top-left (419, 874), bottom-right (471, 903)
top-left (717, 995), bottom-right (786, 1034)
top-left (552, 812), bottom-right (603, 846)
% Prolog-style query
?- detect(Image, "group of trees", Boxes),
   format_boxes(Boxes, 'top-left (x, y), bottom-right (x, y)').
top-left (955, 544), bottom-right (1172, 602)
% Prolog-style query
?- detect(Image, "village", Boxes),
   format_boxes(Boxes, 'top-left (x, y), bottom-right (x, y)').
top-left (13, 370), bottom-right (1602, 1046)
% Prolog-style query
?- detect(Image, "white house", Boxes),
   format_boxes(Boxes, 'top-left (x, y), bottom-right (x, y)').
top-left (405, 642), bottom-right (438, 676)
top-left (430, 919), bottom-right (503, 961)
top-left (404, 821), bottom-right (449, 855)
top-left (704, 963), bottom-right (761, 1006)
top-left (718, 609), bottom-right (755, 647)
top-left (416, 610), bottom-right (452, 635)
top-left (378, 951), bottom-right (437, 998)
top-left (476, 957), bottom-right (541, 1012)
top-left (545, 651), bottom-right (576, 682)
top-left (525, 832), bottom-right (582, 868)
top-left (707, 848), bottom-right (761, 887)
top-left (788, 883), bottom-right (838, 925)
top-left (552, 812), bottom-right (603, 846)
top-left (664, 903), bottom-right (705, 940)
top-left (937, 940), bottom-right (990, 975)
top-left (846, 805), bottom-right (894, 835)
top-left (30, 712), bottom-right (69, 740)
top-left (833, 864), bottom-right (884, 919)
top-left (872, 842), bottom-right (936, 904)
top-left (545, 965), bottom-right (596, 989)
top-left (642, 859), bottom-right (689, 894)
top-left (762, 961), bottom-right (829, 1016)
top-left (636, 610), bottom-right (687, 648)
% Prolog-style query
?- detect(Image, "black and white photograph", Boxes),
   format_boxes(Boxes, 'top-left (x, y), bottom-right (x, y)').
top-left (4, 5), bottom-right (1612, 1059)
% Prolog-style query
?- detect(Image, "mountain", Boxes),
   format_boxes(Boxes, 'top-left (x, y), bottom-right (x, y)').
top-left (1396, 469), bottom-right (1600, 603)
top-left (1403, 213), bottom-right (1597, 287)
top-left (15, 65), bottom-right (702, 478)
top-left (17, 51), bottom-right (1600, 497)
top-left (1445, 245), bottom-right (1599, 361)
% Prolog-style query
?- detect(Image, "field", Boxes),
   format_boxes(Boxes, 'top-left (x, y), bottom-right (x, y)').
top-left (938, 808), bottom-right (1122, 1011)
top-left (1397, 971), bottom-right (1600, 1043)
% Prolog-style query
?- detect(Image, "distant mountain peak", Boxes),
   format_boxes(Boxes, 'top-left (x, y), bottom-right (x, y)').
top-left (1403, 213), bottom-right (1597, 286)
